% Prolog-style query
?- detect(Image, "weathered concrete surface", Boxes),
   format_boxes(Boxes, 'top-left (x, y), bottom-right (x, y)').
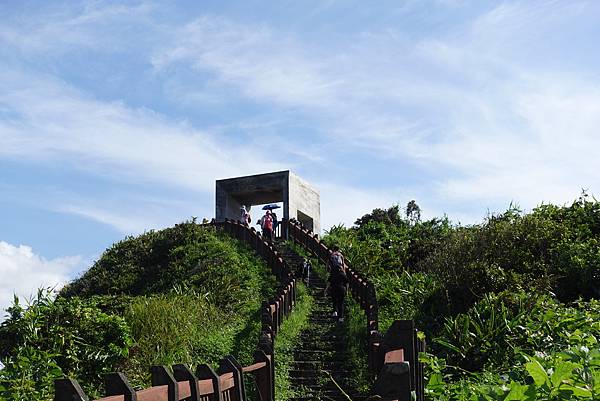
top-left (288, 172), bottom-right (320, 233)
top-left (215, 170), bottom-right (320, 234)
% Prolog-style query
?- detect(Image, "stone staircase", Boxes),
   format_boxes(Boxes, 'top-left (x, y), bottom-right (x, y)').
top-left (274, 241), bottom-right (364, 401)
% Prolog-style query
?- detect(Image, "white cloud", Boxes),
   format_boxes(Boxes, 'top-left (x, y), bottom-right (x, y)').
top-left (433, 76), bottom-right (600, 207)
top-left (55, 194), bottom-right (213, 235)
top-left (152, 16), bottom-right (345, 108)
top-left (0, 65), bottom-right (289, 233)
top-left (0, 241), bottom-right (83, 319)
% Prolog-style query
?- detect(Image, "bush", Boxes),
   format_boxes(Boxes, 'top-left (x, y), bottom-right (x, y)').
top-left (422, 195), bottom-right (600, 313)
top-left (435, 292), bottom-right (600, 374)
top-left (0, 290), bottom-right (131, 399)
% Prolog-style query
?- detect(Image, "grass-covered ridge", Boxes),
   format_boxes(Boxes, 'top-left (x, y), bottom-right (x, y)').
top-left (323, 194), bottom-right (600, 400)
top-left (0, 221), bottom-right (277, 400)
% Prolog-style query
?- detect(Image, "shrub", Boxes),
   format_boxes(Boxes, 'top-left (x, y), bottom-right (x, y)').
top-left (0, 290), bottom-right (131, 399)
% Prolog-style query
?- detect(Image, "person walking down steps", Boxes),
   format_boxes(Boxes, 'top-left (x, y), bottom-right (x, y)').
top-left (325, 245), bottom-right (348, 322)
top-left (301, 257), bottom-right (312, 287)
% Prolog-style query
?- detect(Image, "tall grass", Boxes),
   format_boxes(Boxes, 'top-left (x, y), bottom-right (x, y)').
top-left (121, 292), bottom-right (234, 388)
top-left (274, 283), bottom-right (313, 401)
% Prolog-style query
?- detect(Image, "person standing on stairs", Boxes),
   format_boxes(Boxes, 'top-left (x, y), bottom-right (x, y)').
top-left (240, 205), bottom-right (251, 226)
top-left (271, 211), bottom-right (278, 238)
top-left (325, 245), bottom-right (349, 322)
top-left (260, 210), bottom-right (274, 242)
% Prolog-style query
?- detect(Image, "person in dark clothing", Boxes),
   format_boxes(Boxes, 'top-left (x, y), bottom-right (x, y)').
top-left (325, 245), bottom-right (348, 322)
top-left (301, 257), bottom-right (312, 286)
top-left (271, 211), bottom-right (278, 238)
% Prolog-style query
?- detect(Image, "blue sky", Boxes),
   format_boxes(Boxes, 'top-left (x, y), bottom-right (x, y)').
top-left (1, 0), bottom-right (600, 313)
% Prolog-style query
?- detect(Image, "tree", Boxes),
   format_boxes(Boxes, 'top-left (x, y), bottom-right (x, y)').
top-left (406, 200), bottom-right (421, 225)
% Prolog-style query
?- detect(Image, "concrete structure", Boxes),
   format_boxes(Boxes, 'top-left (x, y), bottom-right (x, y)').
top-left (215, 170), bottom-right (320, 233)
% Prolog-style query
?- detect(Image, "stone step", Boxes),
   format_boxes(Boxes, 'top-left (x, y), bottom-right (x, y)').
top-left (289, 369), bottom-right (351, 379)
top-left (294, 351), bottom-right (350, 362)
top-left (274, 242), bottom-right (365, 401)
top-left (291, 360), bottom-right (351, 370)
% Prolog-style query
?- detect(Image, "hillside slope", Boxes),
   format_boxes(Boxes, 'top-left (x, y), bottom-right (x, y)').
top-left (0, 221), bottom-right (276, 400)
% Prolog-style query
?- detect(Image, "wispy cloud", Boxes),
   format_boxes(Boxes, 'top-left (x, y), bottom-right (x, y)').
top-left (0, 2), bottom-right (156, 56)
top-left (1, 0), bottom-right (599, 235)
top-left (152, 15), bottom-right (346, 108)
top-left (0, 69), bottom-right (285, 192)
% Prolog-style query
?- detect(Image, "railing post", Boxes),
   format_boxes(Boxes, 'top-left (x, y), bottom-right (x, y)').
top-left (105, 373), bottom-right (137, 401)
top-left (173, 364), bottom-right (200, 401)
top-left (196, 364), bottom-right (221, 401)
top-left (258, 333), bottom-right (275, 401)
top-left (374, 320), bottom-right (417, 398)
top-left (253, 350), bottom-right (274, 401)
top-left (270, 299), bottom-right (279, 335)
top-left (291, 279), bottom-right (297, 306)
top-left (151, 365), bottom-right (178, 401)
top-left (218, 356), bottom-right (246, 401)
top-left (278, 293), bottom-right (284, 327)
top-left (54, 378), bottom-right (89, 401)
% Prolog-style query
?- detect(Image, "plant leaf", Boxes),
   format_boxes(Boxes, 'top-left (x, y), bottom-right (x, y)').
top-left (526, 359), bottom-right (549, 387)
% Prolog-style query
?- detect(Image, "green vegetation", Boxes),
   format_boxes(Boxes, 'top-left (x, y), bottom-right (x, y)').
top-left (3, 194), bottom-right (600, 401)
top-left (0, 291), bottom-right (131, 399)
top-left (322, 194), bottom-right (600, 400)
top-left (342, 298), bottom-right (370, 395)
top-left (274, 283), bottom-right (313, 401)
top-left (0, 221), bottom-right (277, 400)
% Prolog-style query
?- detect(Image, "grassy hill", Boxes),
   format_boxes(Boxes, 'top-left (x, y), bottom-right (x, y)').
top-left (0, 221), bottom-right (276, 400)
top-left (323, 194), bottom-right (600, 400)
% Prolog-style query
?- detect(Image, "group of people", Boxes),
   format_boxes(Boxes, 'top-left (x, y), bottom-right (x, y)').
top-left (241, 204), bottom-right (347, 322)
top-left (239, 205), bottom-right (278, 242)
top-left (257, 210), bottom-right (278, 241)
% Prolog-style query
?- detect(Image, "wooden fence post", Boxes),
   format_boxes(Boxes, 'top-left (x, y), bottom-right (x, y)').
top-left (270, 299), bottom-right (279, 335)
top-left (196, 364), bottom-right (221, 401)
top-left (54, 378), bottom-right (89, 401)
top-left (173, 364), bottom-right (200, 401)
top-left (105, 372), bottom-right (137, 401)
top-left (151, 365), bottom-right (178, 401)
top-left (218, 356), bottom-right (245, 401)
top-left (253, 350), bottom-right (274, 401)
top-left (278, 293), bottom-right (284, 326)
top-left (371, 320), bottom-right (417, 400)
top-left (258, 333), bottom-right (275, 400)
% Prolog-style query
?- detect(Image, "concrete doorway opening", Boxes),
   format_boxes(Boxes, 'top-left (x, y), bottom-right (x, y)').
top-left (296, 210), bottom-right (314, 232)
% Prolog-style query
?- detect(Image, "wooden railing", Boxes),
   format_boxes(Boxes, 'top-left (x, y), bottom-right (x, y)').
top-left (286, 218), bottom-right (426, 401)
top-left (55, 219), bottom-right (296, 401)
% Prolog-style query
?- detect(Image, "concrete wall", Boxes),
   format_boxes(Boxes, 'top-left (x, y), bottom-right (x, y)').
top-left (288, 171), bottom-right (321, 234)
